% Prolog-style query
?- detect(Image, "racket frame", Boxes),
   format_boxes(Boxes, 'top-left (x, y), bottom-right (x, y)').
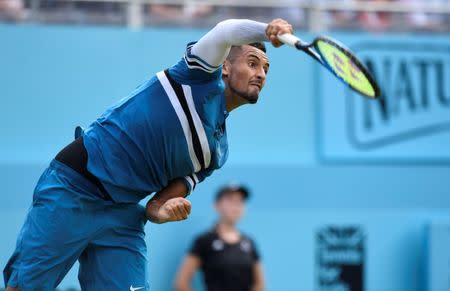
top-left (278, 34), bottom-right (381, 98)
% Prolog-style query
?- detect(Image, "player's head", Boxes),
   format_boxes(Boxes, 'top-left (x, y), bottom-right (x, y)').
top-left (222, 42), bottom-right (269, 106)
top-left (214, 184), bottom-right (250, 225)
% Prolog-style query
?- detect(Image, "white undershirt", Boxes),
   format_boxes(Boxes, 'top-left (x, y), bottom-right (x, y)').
top-left (191, 19), bottom-right (269, 69)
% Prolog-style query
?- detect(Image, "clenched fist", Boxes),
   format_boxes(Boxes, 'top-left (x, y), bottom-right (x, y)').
top-left (147, 197), bottom-right (192, 224)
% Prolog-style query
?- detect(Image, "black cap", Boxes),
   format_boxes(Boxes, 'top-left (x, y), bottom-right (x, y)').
top-left (215, 183), bottom-right (250, 202)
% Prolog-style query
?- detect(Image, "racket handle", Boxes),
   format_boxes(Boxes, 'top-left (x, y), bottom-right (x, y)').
top-left (277, 34), bottom-right (301, 48)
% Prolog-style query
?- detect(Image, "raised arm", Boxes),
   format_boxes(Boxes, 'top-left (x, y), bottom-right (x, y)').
top-left (190, 19), bottom-right (293, 69)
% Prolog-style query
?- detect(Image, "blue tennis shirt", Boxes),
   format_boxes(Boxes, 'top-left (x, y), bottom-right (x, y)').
top-left (83, 43), bottom-right (229, 203)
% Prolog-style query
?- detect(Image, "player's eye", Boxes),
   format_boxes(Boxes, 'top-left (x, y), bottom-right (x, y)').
top-left (248, 61), bottom-right (257, 68)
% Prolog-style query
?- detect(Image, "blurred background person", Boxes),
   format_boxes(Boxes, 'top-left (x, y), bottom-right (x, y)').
top-left (402, 0), bottom-right (450, 31)
top-left (174, 184), bottom-right (264, 291)
top-left (325, 0), bottom-right (359, 30)
top-left (271, 0), bottom-right (306, 28)
top-left (0, 0), bottom-right (26, 21)
top-left (147, 3), bottom-right (214, 25)
top-left (358, 0), bottom-right (393, 31)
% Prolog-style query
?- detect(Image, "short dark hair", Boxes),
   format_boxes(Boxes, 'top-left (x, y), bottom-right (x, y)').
top-left (248, 42), bottom-right (266, 53)
top-left (226, 42), bottom-right (267, 62)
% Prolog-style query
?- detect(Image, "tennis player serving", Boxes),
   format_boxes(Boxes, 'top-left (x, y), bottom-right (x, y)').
top-left (4, 18), bottom-right (293, 290)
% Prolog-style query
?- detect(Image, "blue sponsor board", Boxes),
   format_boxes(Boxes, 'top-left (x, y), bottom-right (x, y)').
top-left (426, 222), bottom-right (450, 291)
top-left (318, 37), bottom-right (450, 163)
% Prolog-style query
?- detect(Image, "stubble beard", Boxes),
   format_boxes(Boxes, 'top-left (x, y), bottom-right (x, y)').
top-left (229, 82), bottom-right (259, 105)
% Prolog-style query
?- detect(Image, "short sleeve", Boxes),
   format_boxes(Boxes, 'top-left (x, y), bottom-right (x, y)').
top-left (189, 234), bottom-right (207, 258)
top-left (248, 237), bottom-right (261, 262)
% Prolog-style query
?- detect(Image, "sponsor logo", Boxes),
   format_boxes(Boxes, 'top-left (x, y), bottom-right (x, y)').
top-left (240, 240), bottom-right (252, 252)
top-left (316, 226), bottom-right (365, 291)
top-left (212, 239), bottom-right (224, 251)
top-left (347, 42), bottom-right (450, 149)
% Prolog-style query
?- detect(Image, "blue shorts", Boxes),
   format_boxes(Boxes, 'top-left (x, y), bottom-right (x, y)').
top-left (3, 160), bottom-right (149, 290)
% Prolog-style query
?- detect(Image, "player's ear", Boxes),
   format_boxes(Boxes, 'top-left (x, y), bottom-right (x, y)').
top-left (222, 60), bottom-right (231, 77)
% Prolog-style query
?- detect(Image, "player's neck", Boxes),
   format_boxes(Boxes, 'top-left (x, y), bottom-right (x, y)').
top-left (224, 87), bottom-right (246, 112)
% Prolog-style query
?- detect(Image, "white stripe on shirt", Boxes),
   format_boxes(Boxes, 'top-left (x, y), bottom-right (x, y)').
top-left (156, 71), bottom-right (201, 172)
top-left (182, 84), bottom-right (211, 169)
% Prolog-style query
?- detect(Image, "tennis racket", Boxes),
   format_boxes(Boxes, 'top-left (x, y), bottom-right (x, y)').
top-left (278, 34), bottom-right (381, 99)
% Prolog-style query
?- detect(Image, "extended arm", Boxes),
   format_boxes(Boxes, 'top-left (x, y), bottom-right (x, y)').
top-left (191, 19), bottom-right (268, 68)
top-left (190, 18), bottom-right (293, 70)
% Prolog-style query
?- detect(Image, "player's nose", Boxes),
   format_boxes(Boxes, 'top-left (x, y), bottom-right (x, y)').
top-left (255, 66), bottom-right (266, 81)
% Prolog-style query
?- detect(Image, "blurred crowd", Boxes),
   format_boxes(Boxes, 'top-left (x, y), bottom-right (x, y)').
top-left (0, 0), bottom-right (449, 32)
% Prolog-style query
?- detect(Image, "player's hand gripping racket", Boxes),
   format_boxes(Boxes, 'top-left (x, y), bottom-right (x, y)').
top-left (278, 34), bottom-right (381, 99)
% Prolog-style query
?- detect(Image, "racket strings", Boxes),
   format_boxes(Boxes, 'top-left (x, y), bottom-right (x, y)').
top-left (315, 37), bottom-right (380, 98)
